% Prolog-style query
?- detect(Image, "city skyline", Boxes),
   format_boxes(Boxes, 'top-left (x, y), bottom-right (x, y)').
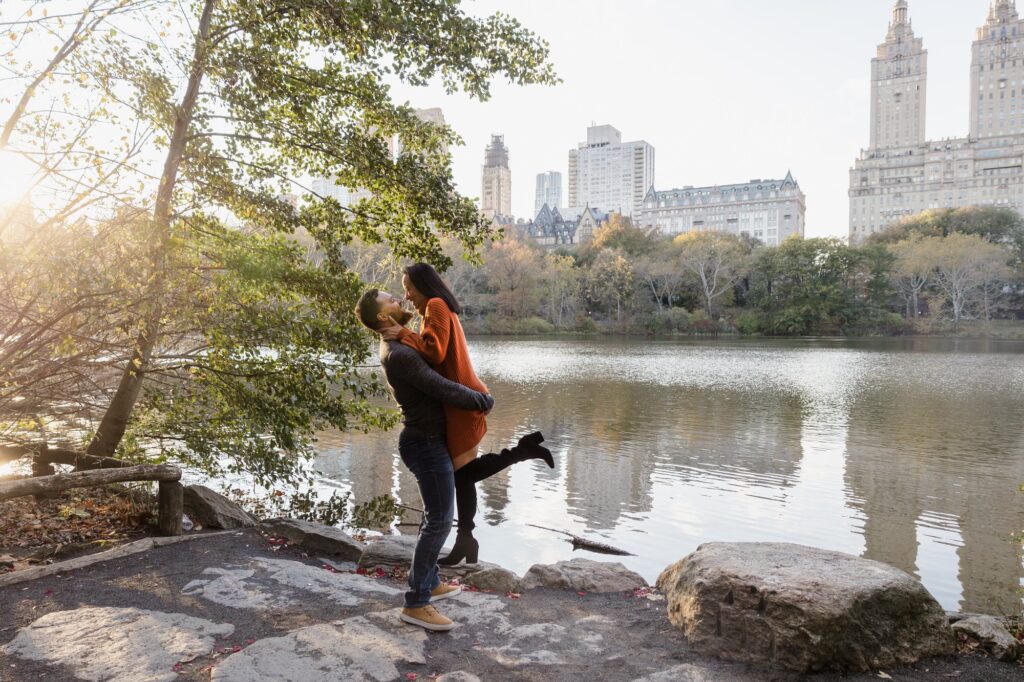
top-left (387, 0), bottom-right (995, 238)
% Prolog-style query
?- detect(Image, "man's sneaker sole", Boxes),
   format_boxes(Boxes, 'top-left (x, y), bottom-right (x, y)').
top-left (431, 585), bottom-right (462, 601)
top-left (400, 611), bottom-right (456, 632)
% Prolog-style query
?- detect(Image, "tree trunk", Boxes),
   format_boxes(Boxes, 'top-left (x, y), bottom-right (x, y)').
top-left (86, 0), bottom-right (219, 458)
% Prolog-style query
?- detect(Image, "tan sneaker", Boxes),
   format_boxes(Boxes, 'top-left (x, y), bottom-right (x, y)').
top-left (431, 583), bottom-right (462, 601)
top-left (400, 604), bottom-right (456, 632)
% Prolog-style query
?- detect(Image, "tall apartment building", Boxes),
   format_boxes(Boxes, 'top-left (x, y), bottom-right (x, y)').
top-left (534, 171), bottom-right (562, 216)
top-left (481, 134), bottom-right (512, 220)
top-left (638, 173), bottom-right (806, 246)
top-left (568, 124), bottom-right (654, 218)
top-left (850, 1), bottom-right (1024, 243)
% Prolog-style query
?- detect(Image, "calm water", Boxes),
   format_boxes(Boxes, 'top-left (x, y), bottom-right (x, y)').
top-left (313, 337), bottom-right (1024, 615)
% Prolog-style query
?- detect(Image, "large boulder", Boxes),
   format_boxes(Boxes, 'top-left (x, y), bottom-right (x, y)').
top-left (463, 566), bottom-right (521, 593)
top-left (520, 558), bottom-right (648, 593)
top-left (358, 535), bottom-right (418, 569)
top-left (183, 485), bottom-right (256, 529)
top-left (951, 615), bottom-right (1020, 662)
top-left (656, 542), bottom-right (954, 672)
top-left (260, 518), bottom-right (364, 561)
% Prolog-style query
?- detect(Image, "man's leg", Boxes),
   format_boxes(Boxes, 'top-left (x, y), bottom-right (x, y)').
top-left (398, 435), bottom-right (456, 630)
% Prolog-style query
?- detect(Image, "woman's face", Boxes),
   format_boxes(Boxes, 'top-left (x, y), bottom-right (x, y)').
top-left (402, 273), bottom-right (428, 311)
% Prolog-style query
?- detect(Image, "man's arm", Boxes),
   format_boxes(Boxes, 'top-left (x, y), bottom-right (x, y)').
top-left (389, 346), bottom-right (493, 413)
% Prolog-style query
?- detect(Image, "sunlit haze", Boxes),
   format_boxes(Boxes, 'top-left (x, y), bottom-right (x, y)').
top-left (389, 0), bottom-right (988, 237)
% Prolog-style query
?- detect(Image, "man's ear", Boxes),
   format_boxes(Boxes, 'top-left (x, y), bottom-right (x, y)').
top-left (377, 311), bottom-right (390, 323)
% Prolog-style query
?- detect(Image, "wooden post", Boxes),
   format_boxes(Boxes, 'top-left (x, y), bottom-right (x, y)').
top-left (158, 480), bottom-right (183, 536)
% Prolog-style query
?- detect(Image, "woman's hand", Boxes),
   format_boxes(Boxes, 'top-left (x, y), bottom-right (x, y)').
top-left (379, 317), bottom-right (405, 342)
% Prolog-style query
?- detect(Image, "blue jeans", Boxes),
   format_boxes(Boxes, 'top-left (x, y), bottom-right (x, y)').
top-left (398, 431), bottom-right (454, 608)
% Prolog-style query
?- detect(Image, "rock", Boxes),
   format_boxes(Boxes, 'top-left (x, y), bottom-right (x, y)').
top-left (1, 606), bottom-right (233, 682)
top-left (436, 673), bottom-right (482, 682)
top-left (464, 566), bottom-right (521, 593)
top-left (630, 664), bottom-right (715, 682)
top-left (0, 554), bottom-right (14, 570)
top-left (212, 617), bottom-right (426, 682)
top-left (358, 534), bottom-right (418, 568)
top-left (656, 542), bottom-right (954, 672)
top-left (520, 558), bottom-right (648, 593)
top-left (183, 485), bottom-right (256, 529)
top-left (951, 615), bottom-right (1020, 662)
top-left (261, 518), bottom-right (364, 561)
top-left (440, 560), bottom-right (503, 581)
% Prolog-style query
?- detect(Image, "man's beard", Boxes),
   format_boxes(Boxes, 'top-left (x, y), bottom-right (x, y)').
top-left (388, 309), bottom-right (414, 327)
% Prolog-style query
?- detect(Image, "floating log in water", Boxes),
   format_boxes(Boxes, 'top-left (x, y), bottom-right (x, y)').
top-left (527, 524), bottom-right (634, 556)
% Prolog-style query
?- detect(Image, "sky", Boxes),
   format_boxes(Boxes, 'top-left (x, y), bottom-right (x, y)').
top-left (389, 0), bottom-right (997, 238)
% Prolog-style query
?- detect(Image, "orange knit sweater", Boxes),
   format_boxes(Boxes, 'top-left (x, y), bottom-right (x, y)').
top-left (397, 298), bottom-right (488, 468)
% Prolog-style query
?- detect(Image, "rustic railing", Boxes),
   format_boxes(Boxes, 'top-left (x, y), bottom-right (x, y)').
top-left (0, 464), bottom-right (184, 536)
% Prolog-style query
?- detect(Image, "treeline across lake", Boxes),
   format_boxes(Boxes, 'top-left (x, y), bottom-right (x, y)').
top-left (353, 207), bottom-right (1024, 337)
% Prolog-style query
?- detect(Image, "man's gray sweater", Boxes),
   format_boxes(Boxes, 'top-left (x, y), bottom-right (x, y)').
top-left (379, 339), bottom-right (493, 440)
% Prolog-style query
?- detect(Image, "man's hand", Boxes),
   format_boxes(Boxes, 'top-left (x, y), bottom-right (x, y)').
top-left (379, 317), bottom-right (405, 342)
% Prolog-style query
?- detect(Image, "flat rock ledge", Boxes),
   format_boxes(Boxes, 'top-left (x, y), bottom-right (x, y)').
top-left (183, 485), bottom-right (256, 530)
top-left (357, 535), bottom-right (503, 580)
top-left (657, 542), bottom-right (954, 673)
top-left (260, 518), bottom-right (364, 562)
top-left (521, 558), bottom-right (648, 593)
top-left (951, 615), bottom-right (1020, 662)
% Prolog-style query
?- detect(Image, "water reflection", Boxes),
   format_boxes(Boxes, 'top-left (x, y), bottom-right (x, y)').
top-left (313, 337), bottom-right (1024, 614)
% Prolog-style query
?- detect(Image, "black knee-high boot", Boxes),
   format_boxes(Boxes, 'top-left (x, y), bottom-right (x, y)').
top-left (438, 433), bottom-right (553, 566)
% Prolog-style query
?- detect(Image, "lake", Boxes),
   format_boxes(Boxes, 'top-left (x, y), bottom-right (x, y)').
top-left (313, 336), bottom-right (1024, 615)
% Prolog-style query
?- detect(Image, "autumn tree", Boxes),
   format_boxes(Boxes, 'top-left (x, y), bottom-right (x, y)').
top-left (890, 236), bottom-right (932, 320)
top-left (0, 1), bottom-right (556, 486)
top-left (674, 231), bottom-right (749, 316)
top-left (484, 239), bottom-right (542, 319)
top-left (916, 233), bottom-right (1013, 327)
top-left (538, 252), bottom-right (581, 328)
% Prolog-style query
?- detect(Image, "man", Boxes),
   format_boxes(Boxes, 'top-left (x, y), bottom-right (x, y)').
top-left (355, 288), bottom-right (493, 632)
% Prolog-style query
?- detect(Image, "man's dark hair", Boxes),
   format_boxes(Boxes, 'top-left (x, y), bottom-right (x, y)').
top-left (355, 288), bottom-right (381, 330)
top-left (404, 263), bottom-right (462, 315)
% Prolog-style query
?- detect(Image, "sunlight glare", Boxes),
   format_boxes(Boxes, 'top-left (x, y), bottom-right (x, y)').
top-left (0, 151), bottom-right (39, 207)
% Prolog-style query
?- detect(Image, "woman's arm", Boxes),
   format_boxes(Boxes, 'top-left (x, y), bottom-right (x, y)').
top-left (396, 298), bottom-right (451, 365)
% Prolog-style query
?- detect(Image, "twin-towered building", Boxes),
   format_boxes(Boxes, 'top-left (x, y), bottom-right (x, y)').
top-left (849, 0), bottom-right (1024, 243)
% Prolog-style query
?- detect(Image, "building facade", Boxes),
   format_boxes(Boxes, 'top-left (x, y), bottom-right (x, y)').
top-left (481, 134), bottom-right (512, 220)
top-left (638, 173), bottom-right (806, 246)
top-left (512, 204), bottom-right (608, 249)
top-left (534, 171), bottom-right (562, 215)
top-left (568, 124), bottom-right (654, 218)
top-left (850, 1), bottom-right (1024, 243)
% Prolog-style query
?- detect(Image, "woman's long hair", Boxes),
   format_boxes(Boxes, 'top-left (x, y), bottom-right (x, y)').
top-left (403, 263), bottom-right (462, 315)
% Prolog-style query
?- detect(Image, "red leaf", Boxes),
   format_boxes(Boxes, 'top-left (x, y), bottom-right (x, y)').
top-left (505, 592), bottom-right (521, 599)
top-left (405, 674), bottom-right (419, 680)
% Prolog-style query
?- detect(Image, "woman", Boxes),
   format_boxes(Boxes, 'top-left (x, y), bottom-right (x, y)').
top-left (380, 262), bottom-right (553, 564)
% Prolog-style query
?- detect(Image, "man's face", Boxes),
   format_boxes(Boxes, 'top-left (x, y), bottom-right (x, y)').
top-left (376, 291), bottom-right (413, 327)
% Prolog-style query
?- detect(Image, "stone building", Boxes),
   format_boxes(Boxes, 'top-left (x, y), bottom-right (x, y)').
top-left (511, 204), bottom-right (608, 249)
top-left (638, 173), bottom-right (806, 246)
top-left (568, 124), bottom-right (654, 219)
top-left (534, 171), bottom-right (562, 216)
top-left (481, 134), bottom-right (512, 221)
top-left (850, 1), bottom-right (1024, 243)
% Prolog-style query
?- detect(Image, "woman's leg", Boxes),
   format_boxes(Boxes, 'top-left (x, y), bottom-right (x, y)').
top-left (438, 447), bottom-right (480, 566)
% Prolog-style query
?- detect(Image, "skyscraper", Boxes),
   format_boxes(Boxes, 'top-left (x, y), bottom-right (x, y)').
top-left (481, 134), bottom-right (512, 220)
top-left (869, 0), bottom-right (927, 150)
top-left (534, 171), bottom-right (562, 216)
top-left (568, 124), bottom-right (654, 218)
top-left (849, 1), bottom-right (1024, 243)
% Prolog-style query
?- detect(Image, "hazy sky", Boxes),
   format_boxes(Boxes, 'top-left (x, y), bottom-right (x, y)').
top-left (390, 0), bottom-right (997, 238)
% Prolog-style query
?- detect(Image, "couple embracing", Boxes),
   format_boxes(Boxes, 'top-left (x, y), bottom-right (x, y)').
top-left (355, 263), bottom-right (554, 632)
